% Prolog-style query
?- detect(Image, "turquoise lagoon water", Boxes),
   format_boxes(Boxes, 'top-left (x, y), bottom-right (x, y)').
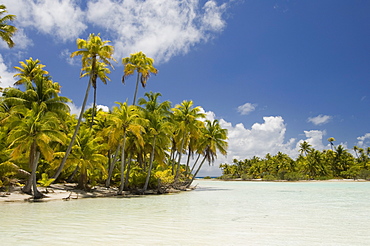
top-left (1, 180), bottom-right (370, 245)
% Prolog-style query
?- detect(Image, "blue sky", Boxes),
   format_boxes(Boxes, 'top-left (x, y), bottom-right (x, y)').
top-left (1, 0), bottom-right (370, 176)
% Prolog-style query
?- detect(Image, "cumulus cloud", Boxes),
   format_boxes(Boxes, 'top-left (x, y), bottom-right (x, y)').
top-left (3, 0), bottom-right (229, 64)
top-left (237, 102), bottom-right (257, 115)
top-left (357, 133), bottom-right (370, 148)
top-left (308, 114), bottom-right (332, 125)
top-left (3, 0), bottom-right (87, 43)
top-left (196, 113), bottom-right (333, 176)
top-left (86, 0), bottom-right (228, 63)
top-left (0, 55), bottom-right (16, 88)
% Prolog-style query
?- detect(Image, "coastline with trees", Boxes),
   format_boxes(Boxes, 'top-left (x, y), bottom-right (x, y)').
top-left (0, 7), bottom-right (229, 201)
top-left (219, 140), bottom-right (370, 181)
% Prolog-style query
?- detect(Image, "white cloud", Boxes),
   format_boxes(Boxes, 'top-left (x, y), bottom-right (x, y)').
top-left (237, 102), bottom-right (257, 115)
top-left (296, 130), bottom-right (326, 152)
top-left (60, 49), bottom-right (79, 66)
top-left (0, 55), bottom-right (16, 88)
top-left (86, 0), bottom-right (228, 63)
top-left (308, 114), bottom-right (332, 125)
top-left (67, 102), bottom-right (110, 116)
top-left (3, 0), bottom-right (230, 63)
top-left (3, 0), bottom-right (87, 44)
top-left (357, 133), bottom-right (370, 148)
top-left (196, 112), bottom-right (336, 176)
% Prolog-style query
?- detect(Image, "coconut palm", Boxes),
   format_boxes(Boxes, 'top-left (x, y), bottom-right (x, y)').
top-left (122, 52), bottom-right (158, 105)
top-left (72, 127), bottom-right (107, 190)
top-left (328, 137), bottom-right (336, 151)
top-left (187, 120), bottom-right (228, 187)
top-left (109, 102), bottom-right (145, 195)
top-left (299, 141), bottom-right (312, 156)
top-left (0, 5), bottom-right (17, 48)
top-left (80, 61), bottom-right (112, 128)
top-left (140, 93), bottom-right (172, 192)
top-left (7, 106), bottom-right (66, 199)
top-left (53, 34), bottom-right (115, 180)
top-left (171, 100), bottom-right (205, 181)
top-left (13, 58), bottom-right (48, 86)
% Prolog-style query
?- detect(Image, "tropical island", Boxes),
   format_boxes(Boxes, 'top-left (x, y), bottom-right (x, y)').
top-left (0, 5), bottom-right (228, 201)
top-left (219, 140), bottom-right (370, 181)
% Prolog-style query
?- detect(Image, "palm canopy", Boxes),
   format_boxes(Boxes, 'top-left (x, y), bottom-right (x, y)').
top-left (13, 58), bottom-right (49, 86)
top-left (199, 119), bottom-right (228, 163)
top-left (122, 52), bottom-right (158, 105)
top-left (0, 5), bottom-right (17, 48)
top-left (71, 33), bottom-right (115, 69)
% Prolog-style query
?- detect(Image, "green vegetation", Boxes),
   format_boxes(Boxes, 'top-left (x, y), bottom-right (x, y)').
top-left (219, 141), bottom-right (370, 181)
top-left (0, 30), bottom-right (228, 199)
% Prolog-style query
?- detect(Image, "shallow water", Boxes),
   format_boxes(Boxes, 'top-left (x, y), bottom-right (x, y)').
top-left (1, 180), bottom-right (370, 245)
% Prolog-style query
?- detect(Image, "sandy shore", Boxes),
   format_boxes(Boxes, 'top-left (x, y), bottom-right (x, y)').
top-left (0, 183), bottom-right (193, 203)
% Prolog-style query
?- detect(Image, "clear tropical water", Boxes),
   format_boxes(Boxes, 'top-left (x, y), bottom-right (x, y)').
top-left (1, 180), bottom-right (370, 245)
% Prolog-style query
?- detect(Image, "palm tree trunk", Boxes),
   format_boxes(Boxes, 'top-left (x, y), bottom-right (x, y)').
top-left (175, 133), bottom-right (187, 181)
top-left (124, 153), bottom-right (132, 190)
top-left (188, 153), bottom-right (201, 178)
top-left (186, 156), bottom-right (207, 188)
top-left (143, 136), bottom-right (156, 192)
top-left (32, 151), bottom-right (43, 199)
top-left (132, 73), bottom-right (140, 105)
top-left (118, 134), bottom-right (127, 195)
top-left (90, 84), bottom-right (97, 129)
top-left (105, 145), bottom-right (120, 187)
top-left (52, 76), bottom-right (92, 180)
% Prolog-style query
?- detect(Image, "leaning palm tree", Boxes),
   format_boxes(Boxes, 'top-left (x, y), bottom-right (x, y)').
top-left (122, 52), bottom-right (158, 105)
top-left (53, 33), bottom-right (115, 181)
top-left (187, 120), bottom-right (228, 187)
top-left (0, 5), bottom-right (17, 48)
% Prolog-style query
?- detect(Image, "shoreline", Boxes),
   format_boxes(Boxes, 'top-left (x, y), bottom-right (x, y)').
top-left (213, 178), bottom-right (369, 182)
top-left (0, 183), bottom-right (194, 203)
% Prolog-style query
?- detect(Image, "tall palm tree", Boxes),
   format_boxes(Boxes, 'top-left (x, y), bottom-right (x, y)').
top-left (80, 60), bottom-right (112, 128)
top-left (122, 52), bottom-right (158, 105)
top-left (53, 33), bottom-right (115, 180)
top-left (140, 93), bottom-right (172, 192)
top-left (109, 102), bottom-right (145, 195)
top-left (0, 5), bottom-right (17, 48)
top-left (328, 137), bottom-right (336, 151)
top-left (187, 120), bottom-right (228, 187)
top-left (171, 100), bottom-right (205, 181)
top-left (7, 106), bottom-right (66, 199)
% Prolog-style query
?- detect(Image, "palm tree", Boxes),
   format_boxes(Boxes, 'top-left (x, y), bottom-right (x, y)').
top-left (53, 33), bottom-right (115, 180)
top-left (328, 137), bottom-right (336, 151)
top-left (73, 127), bottom-right (107, 190)
top-left (13, 58), bottom-right (48, 86)
top-left (187, 120), bottom-right (228, 187)
top-left (109, 102), bottom-right (145, 195)
top-left (80, 61), bottom-right (112, 128)
top-left (7, 106), bottom-right (66, 199)
top-left (122, 52), bottom-right (158, 105)
top-left (171, 100), bottom-right (205, 181)
top-left (0, 5), bottom-right (17, 48)
top-left (139, 93), bottom-right (172, 192)
top-left (299, 141), bottom-right (312, 156)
